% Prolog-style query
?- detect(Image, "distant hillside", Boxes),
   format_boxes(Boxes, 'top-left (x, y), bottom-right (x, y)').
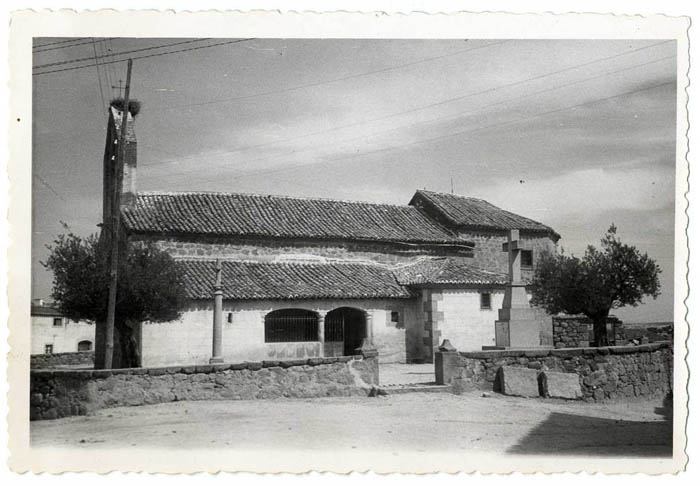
top-left (623, 321), bottom-right (674, 328)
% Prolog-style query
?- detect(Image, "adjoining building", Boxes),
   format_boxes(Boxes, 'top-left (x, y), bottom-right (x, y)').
top-left (105, 104), bottom-right (560, 367)
top-left (30, 299), bottom-right (94, 355)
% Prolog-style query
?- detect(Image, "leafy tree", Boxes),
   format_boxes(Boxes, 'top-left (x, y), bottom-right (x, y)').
top-left (43, 233), bottom-right (188, 368)
top-left (531, 225), bottom-right (661, 346)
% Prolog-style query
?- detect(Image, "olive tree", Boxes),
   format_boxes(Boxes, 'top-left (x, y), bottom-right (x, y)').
top-left (531, 225), bottom-right (661, 346)
top-left (43, 233), bottom-right (188, 368)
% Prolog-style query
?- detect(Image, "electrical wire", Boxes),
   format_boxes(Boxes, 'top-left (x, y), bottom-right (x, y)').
top-left (32, 38), bottom-right (256, 76)
top-left (192, 80), bottom-right (675, 184)
top-left (144, 54), bottom-right (675, 182)
top-left (141, 40), bottom-right (674, 174)
top-left (34, 38), bottom-right (214, 70)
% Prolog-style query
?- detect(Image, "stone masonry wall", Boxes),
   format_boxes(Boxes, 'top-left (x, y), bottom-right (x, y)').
top-left (435, 341), bottom-right (672, 402)
top-left (30, 355), bottom-right (379, 421)
top-left (31, 351), bottom-right (94, 369)
top-left (552, 315), bottom-right (623, 348)
top-left (457, 231), bottom-right (557, 281)
top-left (132, 234), bottom-right (473, 266)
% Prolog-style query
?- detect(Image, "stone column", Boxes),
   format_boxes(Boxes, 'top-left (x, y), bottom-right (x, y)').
top-left (210, 259), bottom-right (224, 364)
top-left (317, 311), bottom-right (326, 357)
top-left (363, 309), bottom-right (374, 345)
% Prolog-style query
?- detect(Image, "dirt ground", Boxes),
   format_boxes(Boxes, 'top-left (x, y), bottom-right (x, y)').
top-left (30, 391), bottom-right (672, 456)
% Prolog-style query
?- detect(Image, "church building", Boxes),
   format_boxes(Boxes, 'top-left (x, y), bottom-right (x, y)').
top-left (107, 104), bottom-right (560, 367)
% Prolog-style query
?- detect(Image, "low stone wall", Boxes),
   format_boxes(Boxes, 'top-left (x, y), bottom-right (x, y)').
top-left (30, 355), bottom-right (378, 421)
top-left (552, 315), bottom-right (622, 348)
top-left (30, 351), bottom-right (94, 369)
top-left (435, 341), bottom-right (672, 402)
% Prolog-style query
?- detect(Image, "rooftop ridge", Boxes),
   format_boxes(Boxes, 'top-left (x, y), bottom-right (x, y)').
top-left (172, 256), bottom-right (392, 268)
top-left (415, 189), bottom-right (488, 203)
top-left (135, 190), bottom-right (414, 209)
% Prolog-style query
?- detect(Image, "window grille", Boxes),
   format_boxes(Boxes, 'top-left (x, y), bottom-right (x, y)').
top-left (44, 344), bottom-right (53, 354)
top-left (324, 313), bottom-right (344, 342)
top-left (264, 309), bottom-right (318, 343)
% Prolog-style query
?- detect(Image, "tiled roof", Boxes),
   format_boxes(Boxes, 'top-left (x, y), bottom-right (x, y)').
top-left (410, 190), bottom-right (559, 238)
top-left (31, 304), bottom-right (63, 317)
top-left (394, 257), bottom-right (509, 286)
top-left (122, 192), bottom-right (470, 245)
top-left (178, 259), bottom-right (414, 300)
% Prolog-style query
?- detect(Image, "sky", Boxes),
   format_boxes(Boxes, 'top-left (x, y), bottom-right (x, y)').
top-left (31, 38), bottom-right (677, 323)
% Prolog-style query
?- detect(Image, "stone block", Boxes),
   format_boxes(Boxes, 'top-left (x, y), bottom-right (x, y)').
top-left (539, 371), bottom-right (582, 399)
top-left (497, 366), bottom-right (540, 397)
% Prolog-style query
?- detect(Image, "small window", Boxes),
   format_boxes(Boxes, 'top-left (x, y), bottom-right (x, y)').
top-left (264, 309), bottom-right (318, 343)
top-left (480, 293), bottom-right (492, 310)
top-left (77, 340), bottom-right (92, 351)
top-left (53, 317), bottom-right (62, 327)
top-left (521, 250), bottom-right (534, 268)
top-left (390, 311), bottom-right (404, 329)
top-left (227, 312), bottom-right (233, 323)
top-left (44, 344), bottom-right (54, 354)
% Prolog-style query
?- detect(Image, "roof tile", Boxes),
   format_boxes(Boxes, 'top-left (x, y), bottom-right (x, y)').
top-left (122, 192), bottom-right (468, 244)
top-left (179, 259), bottom-right (413, 300)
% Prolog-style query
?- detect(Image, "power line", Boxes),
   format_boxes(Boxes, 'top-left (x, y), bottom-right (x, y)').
top-left (98, 38), bottom-right (114, 96)
top-left (141, 39), bottom-right (673, 174)
top-left (158, 40), bottom-right (512, 111)
top-left (33, 37), bottom-right (91, 49)
top-left (91, 38), bottom-right (107, 111)
top-left (191, 80), bottom-right (675, 185)
top-left (32, 38), bottom-right (256, 76)
top-left (34, 38), bottom-right (214, 70)
top-left (143, 53), bottom-right (675, 180)
top-left (33, 37), bottom-right (114, 53)
top-left (33, 173), bottom-right (65, 201)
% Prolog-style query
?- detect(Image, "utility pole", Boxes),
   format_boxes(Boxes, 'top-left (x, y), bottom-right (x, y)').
top-left (104, 58), bottom-right (133, 369)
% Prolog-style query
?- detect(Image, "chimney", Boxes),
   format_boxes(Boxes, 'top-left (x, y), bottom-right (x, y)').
top-left (102, 100), bottom-right (138, 225)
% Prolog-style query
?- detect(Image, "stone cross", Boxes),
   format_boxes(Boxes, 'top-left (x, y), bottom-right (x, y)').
top-left (502, 229), bottom-right (522, 285)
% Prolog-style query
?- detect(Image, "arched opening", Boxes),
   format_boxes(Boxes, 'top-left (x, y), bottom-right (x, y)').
top-left (264, 308), bottom-right (318, 343)
top-left (324, 307), bottom-right (367, 357)
top-left (77, 340), bottom-right (93, 352)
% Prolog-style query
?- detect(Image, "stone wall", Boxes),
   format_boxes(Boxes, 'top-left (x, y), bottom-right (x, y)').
top-left (435, 341), bottom-right (672, 402)
top-left (133, 234), bottom-right (473, 266)
top-left (460, 231), bottom-right (557, 280)
top-left (552, 315), bottom-right (623, 348)
top-left (30, 351), bottom-right (94, 369)
top-left (30, 354), bottom-right (379, 421)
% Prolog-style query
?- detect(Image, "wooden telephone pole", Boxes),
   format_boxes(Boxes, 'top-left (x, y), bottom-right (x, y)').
top-left (104, 58), bottom-right (133, 369)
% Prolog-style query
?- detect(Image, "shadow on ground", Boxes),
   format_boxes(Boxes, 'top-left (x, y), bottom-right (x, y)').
top-left (508, 395), bottom-right (673, 457)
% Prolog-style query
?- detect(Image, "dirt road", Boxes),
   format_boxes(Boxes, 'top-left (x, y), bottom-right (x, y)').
top-left (30, 391), bottom-right (672, 457)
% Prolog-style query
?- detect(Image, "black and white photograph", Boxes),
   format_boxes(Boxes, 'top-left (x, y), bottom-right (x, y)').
top-left (6, 9), bottom-right (689, 474)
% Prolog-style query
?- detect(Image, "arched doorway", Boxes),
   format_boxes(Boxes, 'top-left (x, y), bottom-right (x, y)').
top-left (324, 307), bottom-right (366, 357)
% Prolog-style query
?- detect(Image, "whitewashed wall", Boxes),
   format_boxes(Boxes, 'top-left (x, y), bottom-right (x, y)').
top-left (31, 316), bottom-right (95, 355)
top-left (437, 289), bottom-right (506, 352)
top-left (140, 298), bottom-right (416, 367)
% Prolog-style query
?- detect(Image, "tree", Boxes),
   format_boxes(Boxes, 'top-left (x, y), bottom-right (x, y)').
top-left (531, 225), bottom-right (661, 347)
top-left (43, 232), bottom-right (188, 368)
